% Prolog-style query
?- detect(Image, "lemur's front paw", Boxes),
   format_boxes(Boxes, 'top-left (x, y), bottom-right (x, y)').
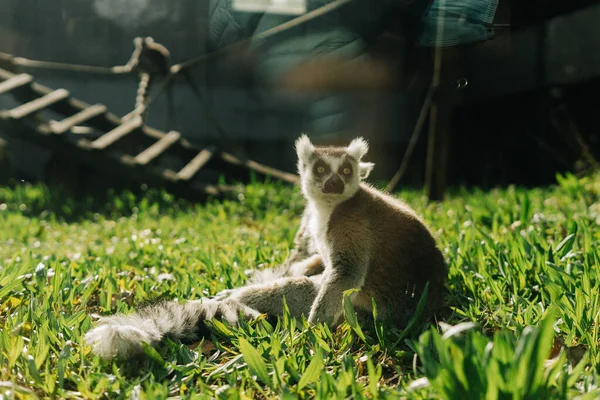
top-left (307, 303), bottom-right (339, 326)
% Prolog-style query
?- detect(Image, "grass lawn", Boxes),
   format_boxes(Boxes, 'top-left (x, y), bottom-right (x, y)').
top-left (1, 172), bottom-right (600, 399)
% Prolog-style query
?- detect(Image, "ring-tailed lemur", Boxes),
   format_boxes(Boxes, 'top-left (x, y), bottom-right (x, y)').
top-left (84, 135), bottom-right (447, 360)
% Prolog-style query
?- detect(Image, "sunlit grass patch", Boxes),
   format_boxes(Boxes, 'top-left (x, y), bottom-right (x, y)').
top-left (1, 172), bottom-right (600, 398)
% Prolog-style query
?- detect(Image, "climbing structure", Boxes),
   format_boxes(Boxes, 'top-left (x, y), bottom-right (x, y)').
top-left (0, 67), bottom-right (298, 199)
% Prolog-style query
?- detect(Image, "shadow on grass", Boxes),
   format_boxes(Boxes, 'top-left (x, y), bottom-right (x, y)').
top-left (0, 173), bottom-right (303, 224)
top-left (0, 178), bottom-right (199, 223)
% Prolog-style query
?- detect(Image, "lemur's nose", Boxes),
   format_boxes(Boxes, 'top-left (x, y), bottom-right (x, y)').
top-left (323, 174), bottom-right (344, 194)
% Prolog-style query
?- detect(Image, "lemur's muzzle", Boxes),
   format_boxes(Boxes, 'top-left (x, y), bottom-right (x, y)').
top-left (323, 174), bottom-right (344, 194)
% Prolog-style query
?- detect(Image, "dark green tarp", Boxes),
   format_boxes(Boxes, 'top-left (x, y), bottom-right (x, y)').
top-left (208, 0), bottom-right (498, 136)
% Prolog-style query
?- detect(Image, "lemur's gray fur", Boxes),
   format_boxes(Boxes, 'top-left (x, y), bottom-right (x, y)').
top-left (84, 135), bottom-right (447, 360)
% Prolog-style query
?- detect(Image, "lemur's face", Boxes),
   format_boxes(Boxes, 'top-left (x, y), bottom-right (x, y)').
top-left (295, 135), bottom-right (374, 205)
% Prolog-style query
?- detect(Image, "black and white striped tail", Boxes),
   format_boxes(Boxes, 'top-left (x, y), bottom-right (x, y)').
top-left (84, 298), bottom-right (260, 360)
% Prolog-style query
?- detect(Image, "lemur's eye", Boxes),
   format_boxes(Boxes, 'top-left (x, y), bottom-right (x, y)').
top-left (317, 166), bottom-right (325, 173)
top-left (343, 167), bottom-right (351, 175)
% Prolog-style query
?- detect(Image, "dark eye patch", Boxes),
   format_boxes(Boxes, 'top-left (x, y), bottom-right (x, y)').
top-left (339, 161), bottom-right (353, 176)
top-left (313, 160), bottom-right (330, 175)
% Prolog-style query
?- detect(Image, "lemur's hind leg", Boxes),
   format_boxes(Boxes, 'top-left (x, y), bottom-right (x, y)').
top-left (286, 254), bottom-right (324, 277)
top-left (215, 254), bottom-right (323, 300)
top-left (229, 275), bottom-right (321, 319)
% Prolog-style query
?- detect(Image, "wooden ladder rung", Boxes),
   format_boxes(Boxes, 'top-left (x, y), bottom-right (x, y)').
top-left (50, 104), bottom-right (107, 134)
top-left (220, 152), bottom-right (299, 184)
top-left (7, 88), bottom-right (69, 119)
top-left (90, 117), bottom-right (142, 150)
top-left (162, 169), bottom-right (179, 182)
top-left (133, 130), bottom-right (181, 165)
top-left (0, 73), bottom-right (33, 94)
top-left (176, 147), bottom-right (216, 181)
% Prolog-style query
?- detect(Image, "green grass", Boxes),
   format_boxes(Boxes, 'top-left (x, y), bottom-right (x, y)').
top-left (1, 172), bottom-right (600, 399)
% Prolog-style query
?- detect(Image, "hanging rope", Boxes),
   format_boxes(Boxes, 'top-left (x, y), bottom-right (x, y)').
top-left (385, 83), bottom-right (434, 192)
top-left (0, 52), bottom-right (129, 75)
top-left (121, 37), bottom-right (172, 123)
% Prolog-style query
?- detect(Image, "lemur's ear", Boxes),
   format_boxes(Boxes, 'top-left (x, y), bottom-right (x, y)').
top-left (359, 162), bottom-right (375, 180)
top-left (295, 134), bottom-right (315, 165)
top-left (346, 137), bottom-right (369, 160)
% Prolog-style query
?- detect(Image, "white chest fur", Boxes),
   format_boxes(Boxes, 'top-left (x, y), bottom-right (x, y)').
top-left (307, 202), bottom-right (334, 268)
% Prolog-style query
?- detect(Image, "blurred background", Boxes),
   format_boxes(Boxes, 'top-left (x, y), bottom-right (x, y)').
top-left (0, 0), bottom-right (598, 200)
